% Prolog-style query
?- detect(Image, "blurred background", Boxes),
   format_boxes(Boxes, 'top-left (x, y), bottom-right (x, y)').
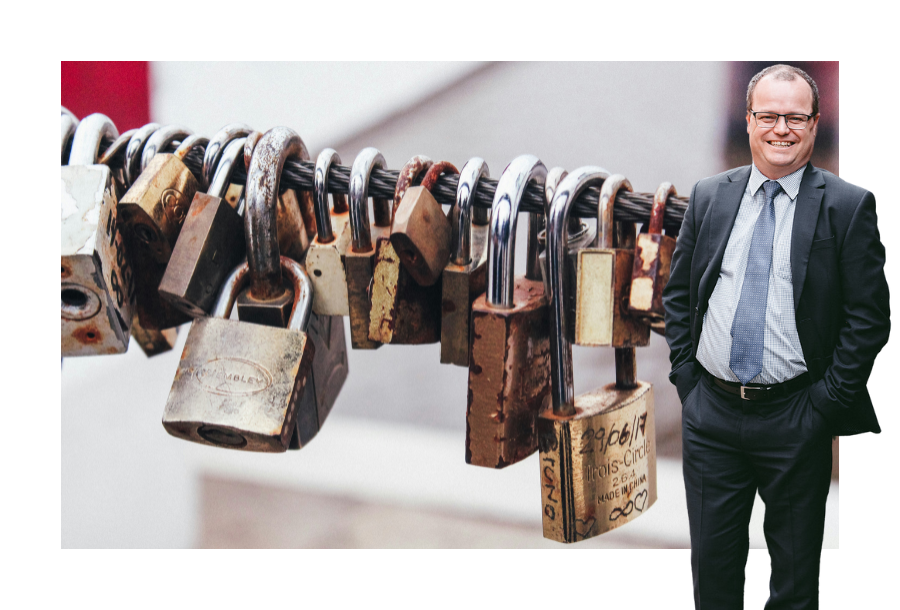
top-left (61, 61), bottom-right (840, 548)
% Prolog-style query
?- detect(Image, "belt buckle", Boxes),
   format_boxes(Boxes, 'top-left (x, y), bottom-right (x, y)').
top-left (740, 386), bottom-right (751, 400)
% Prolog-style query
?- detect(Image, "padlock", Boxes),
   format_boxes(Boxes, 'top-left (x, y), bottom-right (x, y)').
top-left (574, 174), bottom-right (651, 347)
top-left (368, 156), bottom-right (444, 344)
top-left (344, 147), bottom-right (392, 350)
top-left (466, 155), bottom-right (551, 468)
top-left (537, 165), bottom-right (657, 543)
top-left (61, 113), bottom-right (135, 356)
top-left (390, 161), bottom-right (454, 286)
top-left (200, 122), bottom-right (252, 191)
top-left (123, 122), bottom-right (162, 186)
top-left (159, 135), bottom-right (250, 316)
top-left (628, 182), bottom-right (678, 334)
top-left (61, 109), bottom-right (77, 165)
top-left (439, 157), bottom-right (491, 367)
top-left (306, 148), bottom-right (352, 316)
top-left (97, 128), bottom-right (138, 199)
top-left (161, 256), bottom-right (316, 453)
top-left (130, 314), bottom-right (178, 357)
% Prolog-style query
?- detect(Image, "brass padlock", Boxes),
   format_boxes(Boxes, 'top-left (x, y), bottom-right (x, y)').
top-left (61, 113), bottom-right (135, 356)
top-left (344, 147), bottom-right (392, 350)
top-left (466, 155), bottom-right (551, 468)
top-left (538, 166), bottom-right (657, 543)
top-left (162, 256), bottom-right (316, 452)
top-left (306, 148), bottom-right (352, 316)
top-left (628, 182), bottom-right (678, 335)
top-left (390, 160), bottom-right (454, 286)
top-left (440, 157), bottom-right (491, 366)
top-left (574, 174), bottom-right (651, 347)
top-left (367, 156), bottom-right (443, 345)
top-left (159, 134), bottom-right (250, 316)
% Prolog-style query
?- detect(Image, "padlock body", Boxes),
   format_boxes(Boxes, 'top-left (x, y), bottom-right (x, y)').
top-left (628, 232), bottom-right (676, 322)
top-left (162, 316), bottom-right (315, 452)
top-left (119, 153), bottom-right (198, 264)
top-left (306, 220), bottom-right (352, 316)
top-left (538, 381), bottom-right (656, 543)
top-left (575, 247), bottom-right (650, 347)
top-left (131, 312), bottom-right (178, 357)
top-left (466, 277), bottom-right (551, 468)
top-left (368, 238), bottom-right (442, 344)
top-left (159, 192), bottom-right (246, 317)
top-left (440, 222), bottom-right (489, 366)
top-left (390, 186), bottom-right (452, 287)
top-left (344, 223), bottom-right (389, 350)
top-left (129, 243), bottom-right (193, 330)
top-left (61, 164), bottom-right (134, 356)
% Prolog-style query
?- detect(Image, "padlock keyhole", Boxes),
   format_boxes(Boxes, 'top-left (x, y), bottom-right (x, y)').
top-left (62, 289), bottom-right (88, 308)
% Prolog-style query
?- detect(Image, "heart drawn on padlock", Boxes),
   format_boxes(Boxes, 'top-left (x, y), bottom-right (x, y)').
top-left (633, 489), bottom-right (648, 512)
top-left (575, 517), bottom-right (596, 539)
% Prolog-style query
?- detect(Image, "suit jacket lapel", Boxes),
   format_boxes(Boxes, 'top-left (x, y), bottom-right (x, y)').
top-left (698, 166), bottom-right (750, 306)
top-left (791, 163), bottom-right (825, 309)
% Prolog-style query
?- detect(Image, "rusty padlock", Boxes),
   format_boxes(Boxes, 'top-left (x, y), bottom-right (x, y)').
top-left (538, 166), bottom-right (656, 543)
top-left (439, 157), bottom-right (491, 366)
top-left (159, 134), bottom-right (250, 317)
top-left (466, 155), bottom-right (551, 468)
top-left (344, 147), bottom-right (392, 350)
top-left (62, 113), bottom-right (136, 356)
top-left (162, 256), bottom-right (316, 452)
top-left (628, 182), bottom-right (678, 335)
top-left (574, 174), bottom-right (650, 347)
top-left (367, 156), bottom-right (444, 345)
top-left (306, 148), bottom-right (352, 316)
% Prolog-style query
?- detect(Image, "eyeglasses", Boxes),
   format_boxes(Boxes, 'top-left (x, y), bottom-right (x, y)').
top-left (750, 111), bottom-right (816, 130)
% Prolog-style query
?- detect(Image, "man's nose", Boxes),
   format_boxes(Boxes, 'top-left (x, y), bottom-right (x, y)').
top-left (773, 115), bottom-right (791, 134)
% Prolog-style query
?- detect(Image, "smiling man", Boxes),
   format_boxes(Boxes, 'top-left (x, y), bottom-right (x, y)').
top-left (663, 64), bottom-right (890, 608)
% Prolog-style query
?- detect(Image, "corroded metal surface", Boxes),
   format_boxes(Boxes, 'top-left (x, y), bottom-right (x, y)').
top-left (466, 277), bottom-right (550, 468)
top-left (440, 222), bottom-right (489, 366)
top-left (628, 182), bottom-right (677, 326)
top-left (575, 248), bottom-right (649, 347)
top-left (131, 314), bottom-right (177, 357)
top-left (307, 222), bottom-right (352, 316)
top-left (537, 381), bottom-right (656, 543)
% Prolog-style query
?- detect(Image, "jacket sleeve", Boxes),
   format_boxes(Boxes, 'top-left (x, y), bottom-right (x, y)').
top-left (663, 180), bottom-right (703, 402)
top-left (808, 190), bottom-right (891, 421)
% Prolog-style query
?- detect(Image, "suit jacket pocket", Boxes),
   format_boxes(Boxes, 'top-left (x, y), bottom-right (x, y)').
top-left (811, 236), bottom-right (836, 250)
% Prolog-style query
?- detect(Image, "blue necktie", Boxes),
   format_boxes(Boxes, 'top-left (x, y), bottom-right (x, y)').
top-left (729, 180), bottom-right (781, 384)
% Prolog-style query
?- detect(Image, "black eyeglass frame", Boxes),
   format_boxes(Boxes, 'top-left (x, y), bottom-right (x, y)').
top-left (749, 110), bottom-right (817, 130)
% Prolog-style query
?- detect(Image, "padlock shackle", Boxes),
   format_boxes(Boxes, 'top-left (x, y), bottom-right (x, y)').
top-left (141, 125), bottom-right (193, 172)
top-left (61, 114), bottom-right (78, 165)
top-left (392, 155), bottom-right (434, 220)
top-left (486, 155), bottom-right (547, 308)
top-left (97, 129), bottom-right (137, 166)
top-left (244, 131), bottom-right (263, 173)
top-left (598, 174), bottom-right (633, 249)
top-left (348, 147), bottom-right (389, 253)
top-left (124, 122), bottom-right (161, 185)
top-left (212, 256), bottom-right (313, 332)
top-left (61, 106), bottom-right (77, 121)
top-left (421, 161), bottom-right (458, 191)
top-left (547, 166), bottom-right (610, 414)
top-left (202, 123), bottom-right (253, 192)
top-left (245, 126), bottom-right (310, 301)
top-left (207, 137), bottom-right (248, 201)
top-left (649, 182), bottom-right (676, 236)
top-left (313, 148), bottom-right (348, 244)
top-left (69, 113), bottom-right (118, 167)
top-left (173, 135), bottom-right (209, 163)
top-left (451, 158), bottom-right (490, 266)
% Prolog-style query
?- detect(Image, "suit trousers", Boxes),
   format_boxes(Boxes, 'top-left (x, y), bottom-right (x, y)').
top-left (682, 371), bottom-right (832, 610)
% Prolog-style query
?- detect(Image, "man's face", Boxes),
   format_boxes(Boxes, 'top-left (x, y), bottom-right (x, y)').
top-left (746, 75), bottom-right (819, 179)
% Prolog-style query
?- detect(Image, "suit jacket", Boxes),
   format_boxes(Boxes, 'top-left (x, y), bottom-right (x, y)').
top-left (662, 163), bottom-right (890, 436)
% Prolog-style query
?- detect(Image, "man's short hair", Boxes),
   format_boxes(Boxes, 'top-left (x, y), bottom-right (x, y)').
top-left (746, 64), bottom-right (819, 117)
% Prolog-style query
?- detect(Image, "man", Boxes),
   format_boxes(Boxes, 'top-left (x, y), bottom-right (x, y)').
top-left (663, 64), bottom-right (890, 609)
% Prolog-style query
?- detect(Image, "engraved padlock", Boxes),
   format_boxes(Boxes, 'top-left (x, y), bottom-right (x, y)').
top-left (390, 160), bottom-right (454, 286)
top-left (574, 174), bottom-right (650, 347)
top-left (440, 158), bottom-right (491, 367)
top-left (159, 133), bottom-right (251, 316)
top-left (162, 256), bottom-right (316, 452)
top-left (628, 182), bottom-right (678, 335)
top-left (344, 147), bottom-right (392, 349)
top-left (538, 166), bottom-right (657, 543)
top-left (367, 156), bottom-right (443, 344)
top-left (306, 148), bottom-right (352, 316)
top-left (61, 113), bottom-right (135, 356)
top-left (466, 155), bottom-right (551, 468)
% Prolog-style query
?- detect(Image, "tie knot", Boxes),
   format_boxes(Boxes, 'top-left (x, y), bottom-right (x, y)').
top-left (763, 180), bottom-right (782, 201)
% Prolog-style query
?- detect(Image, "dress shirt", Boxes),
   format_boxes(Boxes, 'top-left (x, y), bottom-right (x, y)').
top-left (696, 164), bottom-right (808, 384)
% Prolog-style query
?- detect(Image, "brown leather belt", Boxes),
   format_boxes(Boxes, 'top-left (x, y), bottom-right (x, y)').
top-left (707, 371), bottom-right (811, 401)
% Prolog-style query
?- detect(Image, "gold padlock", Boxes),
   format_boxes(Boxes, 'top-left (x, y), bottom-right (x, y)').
top-left (538, 166), bottom-right (657, 544)
top-left (574, 175), bottom-right (650, 347)
top-left (466, 155), bottom-right (551, 468)
top-left (306, 148), bottom-right (352, 316)
top-left (367, 156), bottom-right (443, 345)
top-left (440, 157), bottom-right (491, 366)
